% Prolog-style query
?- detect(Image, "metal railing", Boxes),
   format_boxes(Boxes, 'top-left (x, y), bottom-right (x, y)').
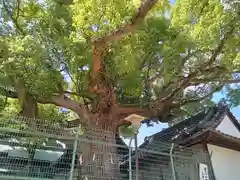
top-left (0, 115), bottom-right (212, 180)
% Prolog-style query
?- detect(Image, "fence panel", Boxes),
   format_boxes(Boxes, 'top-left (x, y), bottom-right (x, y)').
top-left (0, 115), bottom-right (213, 180)
top-left (127, 141), bottom-right (213, 180)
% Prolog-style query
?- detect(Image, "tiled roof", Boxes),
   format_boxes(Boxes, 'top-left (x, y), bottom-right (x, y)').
top-left (115, 133), bottom-right (129, 155)
top-left (120, 104), bottom-right (230, 167)
top-left (139, 104), bottom-right (226, 151)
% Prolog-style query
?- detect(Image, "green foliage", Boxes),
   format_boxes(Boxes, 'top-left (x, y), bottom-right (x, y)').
top-left (71, 0), bottom-right (139, 38)
top-left (119, 125), bottom-right (137, 138)
top-left (226, 86), bottom-right (240, 108)
top-left (38, 104), bottom-right (70, 122)
top-left (0, 0), bottom-right (239, 127)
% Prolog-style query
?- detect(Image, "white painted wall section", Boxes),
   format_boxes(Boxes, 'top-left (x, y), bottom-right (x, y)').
top-left (207, 144), bottom-right (240, 180)
top-left (215, 115), bottom-right (240, 138)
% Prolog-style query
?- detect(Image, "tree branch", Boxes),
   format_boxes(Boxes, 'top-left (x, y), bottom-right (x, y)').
top-left (40, 94), bottom-right (89, 118)
top-left (88, 0), bottom-right (159, 107)
top-left (0, 86), bottom-right (89, 119)
top-left (204, 20), bottom-right (236, 67)
top-left (148, 66), bottom-right (227, 113)
top-left (146, 26), bottom-right (235, 106)
top-left (172, 85), bottom-right (224, 108)
top-left (158, 73), bottom-right (196, 103)
top-left (3, 0), bottom-right (25, 35)
top-left (63, 90), bottom-right (95, 100)
top-left (118, 106), bottom-right (152, 119)
top-left (190, 74), bottom-right (240, 85)
top-left (93, 0), bottom-right (158, 43)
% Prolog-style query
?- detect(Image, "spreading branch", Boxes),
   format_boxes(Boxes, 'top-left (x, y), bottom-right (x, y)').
top-left (63, 90), bottom-right (95, 100)
top-left (117, 75), bottom-right (240, 120)
top-left (93, 0), bottom-right (158, 43)
top-left (118, 106), bottom-right (152, 118)
top-left (157, 65), bottom-right (228, 104)
top-left (207, 27), bottom-right (235, 66)
top-left (89, 0), bottom-right (158, 94)
top-left (192, 78), bottom-right (240, 85)
top-left (0, 86), bottom-right (89, 119)
top-left (3, 0), bottom-right (25, 35)
top-left (154, 21), bottom-right (237, 105)
top-left (172, 85), bottom-right (224, 108)
top-left (203, 16), bottom-right (237, 67)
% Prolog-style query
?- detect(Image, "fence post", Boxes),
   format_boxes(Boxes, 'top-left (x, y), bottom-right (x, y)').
top-left (134, 132), bottom-right (139, 180)
top-left (170, 143), bottom-right (176, 180)
top-left (129, 137), bottom-right (134, 180)
top-left (69, 127), bottom-right (80, 180)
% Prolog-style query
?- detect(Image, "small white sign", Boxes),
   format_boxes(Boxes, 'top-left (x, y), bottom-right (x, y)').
top-left (199, 163), bottom-right (209, 180)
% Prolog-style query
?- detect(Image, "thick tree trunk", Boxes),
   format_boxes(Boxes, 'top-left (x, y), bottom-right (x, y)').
top-left (13, 78), bottom-right (38, 118)
top-left (77, 113), bottom-right (123, 180)
top-left (17, 92), bottom-right (39, 177)
top-left (18, 93), bottom-right (38, 118)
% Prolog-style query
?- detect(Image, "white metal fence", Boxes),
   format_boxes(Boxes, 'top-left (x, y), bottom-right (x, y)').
top-left (0, 115), bottom-right (213, 180)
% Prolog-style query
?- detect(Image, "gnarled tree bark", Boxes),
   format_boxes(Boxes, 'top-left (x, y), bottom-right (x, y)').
top-left (1, 1), bottom-right (161, 179)
top-left (76, 113), bottom-right (122, 179)
top-left (16, 91), bottom-right (39, 177)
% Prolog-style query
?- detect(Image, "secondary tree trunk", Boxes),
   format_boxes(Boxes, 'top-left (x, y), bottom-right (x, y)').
top-left (77, 113), bottom-right (124, 180)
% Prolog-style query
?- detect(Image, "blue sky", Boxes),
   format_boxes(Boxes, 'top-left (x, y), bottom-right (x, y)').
top-left (169, 0), bottom-right (176, 5)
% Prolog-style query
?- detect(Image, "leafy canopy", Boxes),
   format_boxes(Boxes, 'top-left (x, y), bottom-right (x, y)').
top-left (0, 0), bottom-right (239, 130)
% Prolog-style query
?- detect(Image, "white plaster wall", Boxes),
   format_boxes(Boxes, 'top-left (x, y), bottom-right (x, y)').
top-left (207, 144), bottom-right (240, 180)
top-left (215, 115), bottom-right (240, 138)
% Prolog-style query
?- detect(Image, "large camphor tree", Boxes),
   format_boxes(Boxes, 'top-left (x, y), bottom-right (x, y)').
top-left (0, 0), bottom-right (239, 178)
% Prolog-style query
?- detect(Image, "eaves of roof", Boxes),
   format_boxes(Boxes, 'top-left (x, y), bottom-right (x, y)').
top-left (224, 108), bottom-right (240, 131)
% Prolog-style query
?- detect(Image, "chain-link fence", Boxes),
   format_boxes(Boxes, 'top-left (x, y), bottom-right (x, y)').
top-left (0, 115), bottom-right (212, 180)
top-left (121, 139), bottom-right (213, 180)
